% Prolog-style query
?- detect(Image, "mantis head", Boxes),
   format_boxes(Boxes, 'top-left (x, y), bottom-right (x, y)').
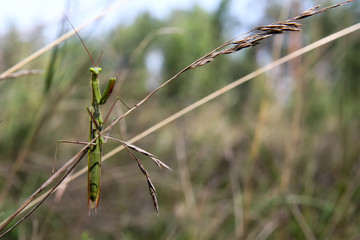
top-left (90, 67), bottom-right (102, 75)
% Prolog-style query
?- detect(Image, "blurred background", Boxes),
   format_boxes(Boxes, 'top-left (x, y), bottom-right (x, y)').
top-left (0, 0), bottom-right (359, 239)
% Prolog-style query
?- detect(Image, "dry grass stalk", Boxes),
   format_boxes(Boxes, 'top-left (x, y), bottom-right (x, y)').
top-left (190, 0), bottom-right (355, 69)
top-left (100, 0), bottom-right (355, 136)
top-left (106, 135), bottom-right (172, 213)
top-left (0, 146), bottom-right (89, 237)
top-left (0, 69), bottom-right (43, 80)
top-left (123, 144), bottom-right (160, 214)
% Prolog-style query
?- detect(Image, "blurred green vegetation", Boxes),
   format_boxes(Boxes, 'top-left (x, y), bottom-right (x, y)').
top-left (0, 1), bottom-right (359, 239)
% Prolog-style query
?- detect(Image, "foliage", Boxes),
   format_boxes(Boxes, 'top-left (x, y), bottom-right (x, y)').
top-left (0, 0), bottom-right (359, 239)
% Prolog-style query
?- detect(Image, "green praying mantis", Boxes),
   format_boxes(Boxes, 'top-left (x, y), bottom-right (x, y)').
top-left (87, 65), bottom-right (114, 210)
top-left (60, 16), bottom-right (170, 213)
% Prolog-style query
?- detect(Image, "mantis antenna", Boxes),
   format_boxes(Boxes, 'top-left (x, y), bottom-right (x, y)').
top-left (62, 13), bottom-right (96, 68)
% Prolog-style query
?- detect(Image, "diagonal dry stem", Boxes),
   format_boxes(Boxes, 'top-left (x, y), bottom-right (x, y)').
top-left (0, 145), bottom-right (90, 236)
top-left (0, 69), bottom-right (44, 79)
top-left (122, 144), bottom-right (160, 214)
top-left (106, 136), bottom-right (171, 170)
top-left (98, 0), bottom-right (356, 142)
top-left (103, 135), bottom-right (171, 214)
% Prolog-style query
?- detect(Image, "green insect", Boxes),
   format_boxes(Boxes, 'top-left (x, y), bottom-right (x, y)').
top-left (61, 15), bottom-right (170, 213)
top-left (87, 66), bottom-right (116, 210)
top-left (61, 16), bottom-right (116, 211)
